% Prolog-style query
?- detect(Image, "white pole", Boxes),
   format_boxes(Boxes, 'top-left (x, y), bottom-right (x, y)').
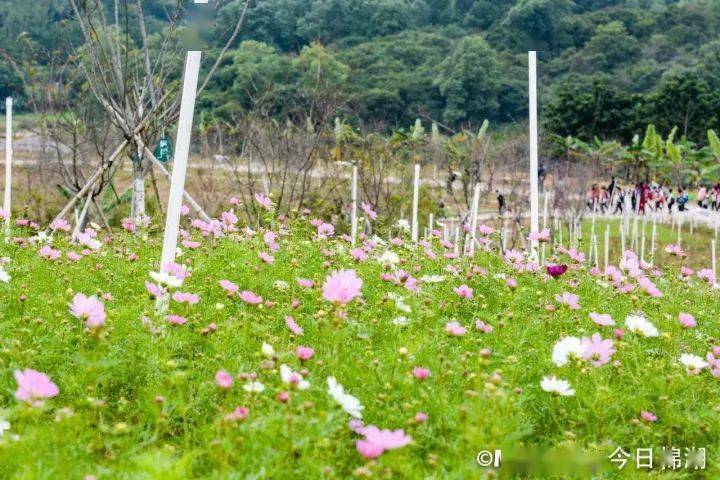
top-left (650, 214), bottom-right (657, 262)
top-left (468, 182), bottom-right (481, 255)
top-left (411, 163), bottom-right (420, 243)
top-left (3, 97), bottom-right (12, 240)
top-left (528, 51), bottom-right (539, 260)
top-left (713, 239), bottom-right (717, 285)
top-left (677, 216), bottom-right (682, 247)
top-left (429, 213), bottom-right (434, 232)
top-left (160, 51), bottom-right (202, 270)
top-left (604, 225), bottom-right (610, 270)
top-left (350, 165), bottom-right (358, 245)
top-left (593, 234), bottom-right (599, 269)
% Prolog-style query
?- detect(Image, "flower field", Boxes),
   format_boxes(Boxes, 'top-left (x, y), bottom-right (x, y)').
top-left (0, 204), bottom-right (719, 478)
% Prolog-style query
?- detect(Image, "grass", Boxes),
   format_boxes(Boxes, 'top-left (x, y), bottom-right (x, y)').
top-left (0, 214), bottom-right (718, 479)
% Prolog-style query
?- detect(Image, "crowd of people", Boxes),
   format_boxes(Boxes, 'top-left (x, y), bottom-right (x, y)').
top-left (585, 179), bottom-right (720, 214)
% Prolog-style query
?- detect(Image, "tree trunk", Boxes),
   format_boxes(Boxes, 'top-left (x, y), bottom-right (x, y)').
top-left (131, 144), bottom-right (146, 220)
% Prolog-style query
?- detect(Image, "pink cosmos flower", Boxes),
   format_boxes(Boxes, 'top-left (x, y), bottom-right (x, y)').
top-left (678, 313), bottom-right (696, 328)
top-left (254, 193), bottom-right (273, 210)
top-left (475, 320), bottom-right (493, 333)
top-left (638, 276), bottom-right (663, 297)
top-left (215, 370), bottom-right (233, 389)
top-left (356, 440), bottom-right (384, 459)
top-left (356, 426), bottom-right (412, 459)
top-left (172, 291), bottom-right (200, 305)
top-left (145, 282), bottom-right (164, 299)
top-left (555, 292), bottom-right (580, 310)
top-left (361, 202), bottom-right (378, 220)
top-left (224, 406), bottom-right (249, 421)
top-left (0, 207), bottom-right (8, 220)
top-left (229, 197), bottom-right (241, 206)
top-left (39, 245), bottom-right (61, 260)
top-left (240, 290), bottom-right (263, 305)
top-left (589, 312), bottom-right (615, 327)
top-left (182, 239), bottom-right (201, 249)
top-left (445, 321), bottom-right (467, 336)
top-left (67, 251), bottom-right (82, 262)
top-left (528, 228), bottom-right (550, 243)
top-left (163, 262), bottom-right (189, 280)
top-left (180, 204), bottom-right (190, 215)
top-left (698, 269), bottom-right (716, 284)
top-left (296, 346), bottom-right (314, 360)
top-left (566, 248), bottom-right (586, 263)
top-left (614, 328), bottom-right (624, 340)
top-left (506, 277), bottom-right (517, 289)
top-left (664, 244), bottom-right (686, 257)
top-left (317, 222), bottom-right (335, 237)
top-left (49, 218), bottom-right (71, 232)
top-left (581, 333), bottom-right (615, 367)
top-left (297, 278), bottom-right (314, 288)
top-left (350, 248), bottom-right (367, 261)
top-left (69, 293), bottom-right (106, 329)
top-left (167, 315), bottom-right (188, 325)
top-left (259, 251), bottom-right (275, 264)
top-left (322, 270), bottom-right (363, 305)
top-left (14, 369), bottom-right (59, 405)
top-left (285, 316), bottom-right (304, 335)
top-left (412, 367), bottom-right (430, 380)
top-left (219, 280), bottom-right (239, 296)
top-left (478, 224), bottom-right (494, 235)
top-left (453, 284), bottom-right (473, 299)
top-left (121, 218), bottom-right (137, 233)
top-left (640, 411), bottom-right (657, 422)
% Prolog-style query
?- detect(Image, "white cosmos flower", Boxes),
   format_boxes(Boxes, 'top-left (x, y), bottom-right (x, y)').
top-left (420, 275), bottom-right (445, 283)
top-left (392, 316), bottom-right (410, 326)
top-left (280, 364), bottom-right (310, 390)
top-left (625, 313), bottom-right (659, 337)
top-left (378, 250), bottom-right (400, 266)
top-left (327, 376), bottom-right (364, 419)
top-left (679, 354), bottom-right (708, 373)
top-left (552, 336), bottom-right (586, 366)
top-left (273, 280), bottom-right (289, 290)
top-left (396, 219), bottom-right (410, 232)
top-left (243, 381), bottom-right (265, 393)
top-left (261, 342), bottom-right (275, 358)
top-left (0, 267), bottom-right (9, 283)
top-left (540, 376), bottom-right (575, 396)
top-left (149, 271), bottom-right (183, 289)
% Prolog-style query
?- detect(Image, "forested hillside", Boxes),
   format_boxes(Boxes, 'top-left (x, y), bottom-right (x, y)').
top-left (2, 0), bottom-right (720, 143)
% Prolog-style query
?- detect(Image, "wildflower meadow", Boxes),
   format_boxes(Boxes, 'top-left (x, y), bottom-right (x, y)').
top-left (0, 198), bottom-right (718, 479)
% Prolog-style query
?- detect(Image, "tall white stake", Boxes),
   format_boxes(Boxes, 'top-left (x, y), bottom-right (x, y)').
top-left (528, 51), bottom-right (540, 260)
top-left (604, 225), bottom-right (610, 271)
top-left (468, 182), bottom-right (481, 255)
top-left (650, 214), bottom-right (657, 262)
top-left (3, 97), bottom-right (12, 240)
top-left (713, 239), bottom-right (717, 285)
top-left (411, 163), bottom-right (420, 243)
top-left (350, 165), bottom-right (358, 245)
top-left (160, 51), bottom-right (202, 270)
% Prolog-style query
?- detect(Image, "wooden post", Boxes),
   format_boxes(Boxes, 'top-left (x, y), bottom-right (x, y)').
top-left (351, 164), bottom-right (358, 245)
top-left (528, 51), bottom-right (540, 260)
top-left (160, 51), bottom-right (202, 270)
top-left (3, 97), bottom-right (11, 240)
top-left (411, 163), bottom-right (420, 243)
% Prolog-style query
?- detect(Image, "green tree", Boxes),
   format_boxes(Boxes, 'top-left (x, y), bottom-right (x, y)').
top-left (434, 36), bottom-right (502, 125)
